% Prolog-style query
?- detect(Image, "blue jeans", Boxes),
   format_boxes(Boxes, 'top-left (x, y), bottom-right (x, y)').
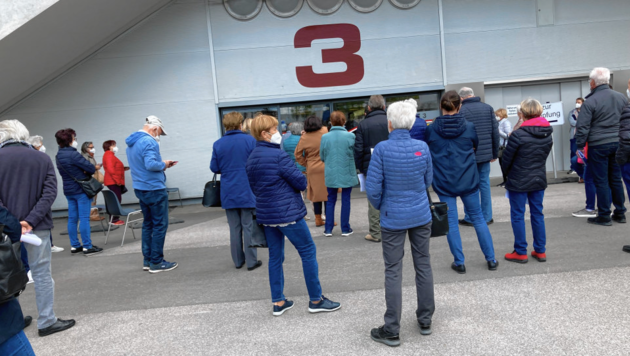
top-left (0, 331), bottom-right (35, 356)
top-left (570, 138), bottom-right (577, 161)
top-left (622, 163), bottom-right (630, 200)
top-left (23, 230), bottom-right (57, 329)
top-left (508, 190), bottom-right (546, 255)
top-left (264, 219), bottom-right (322, 303)
top-left (588, 143), bottom-right (626, 218)
top-left (438, 191), bottom-right (496, 265)
top-left (66, 193), bottom-right (93, 249)
top-left (325, 187), bottom-right (352, 233)
top-left (571, 156), bottom-right (584, 178)
top-left (583, 164), bottom-right (597, 211)
top-left (135, 189), bottom-right (169, 265)
top-left (464, 162), bottom-right (492, 223)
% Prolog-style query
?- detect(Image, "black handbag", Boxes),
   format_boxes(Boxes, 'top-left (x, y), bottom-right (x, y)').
top-left (427, 190), bottom-right (449, 237)
top-left (248, 215), bottom-right (268, 248)
top-left (202, 174), bottom-right (221, 207)
top-left (0, 225), bottom-right (29, 304)
top-left (56, 157), bottom-right (104, 199)
top-left (121, 185), bottom-right (128, 195)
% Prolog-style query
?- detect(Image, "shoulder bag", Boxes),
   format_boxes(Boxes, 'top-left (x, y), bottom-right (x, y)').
top-left (56, 156), bottom-right (104, 199)
top-left (427, 190), bottom-right (449, 237)
top-left (248, 214), bottom-right (268, 248)
top-left (202, 174), bottom-right (221, 207)
top-left (0, 225), bottom-right (29, 304)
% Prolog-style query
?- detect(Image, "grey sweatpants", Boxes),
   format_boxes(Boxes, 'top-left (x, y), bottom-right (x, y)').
top-left (23, 230), bottom-right (58, 329)
top-left (381, 223), bottom-right (434, 335)
top-left (225, 208), bottom-right (258, 268)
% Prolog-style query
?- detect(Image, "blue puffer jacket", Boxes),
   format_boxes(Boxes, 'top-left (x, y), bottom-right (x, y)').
top-left (126, 131), bottom-right (166, 191)
top-left (210, 130), bottom-right (256, 210)
top-left (409, 115), bottom-right (427, 141)
top-left (320, 126), bottom-right (359, 188)
top-left (282, 134), bottom-right (306, 172)
top-left (459, 97), bottom-right (499, 163)
top-left (425, 113), bottom-right (479, 197)
top-left (366, 129), bottom-right (433, 230)
top-left (56, 147), bottom-right (96, 196)
top-left (246, 141), bottom-right (307, 225)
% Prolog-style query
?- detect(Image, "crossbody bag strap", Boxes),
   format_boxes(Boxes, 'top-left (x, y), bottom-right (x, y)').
top-left (426, 189), bottom-right (435, 209)
top-left (55, 155), bottom-right (80, 183)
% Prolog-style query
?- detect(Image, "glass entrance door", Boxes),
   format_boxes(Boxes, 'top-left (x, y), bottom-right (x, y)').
top-left (219, 106), bottom-right (279, 134)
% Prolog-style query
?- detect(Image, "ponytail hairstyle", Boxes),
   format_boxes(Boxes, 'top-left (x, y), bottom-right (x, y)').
top-left (440, 90), bottom-right (461, 112)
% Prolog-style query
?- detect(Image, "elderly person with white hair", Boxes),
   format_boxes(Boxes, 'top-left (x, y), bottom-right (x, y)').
top-left (0, 120), bottom-right (76, 337)
top-left (27, 135), bottom-right (46, 152)
top-left (366, 99), bottom-right (435, 347)
top-left (575, 67), bottom-right (629, 226)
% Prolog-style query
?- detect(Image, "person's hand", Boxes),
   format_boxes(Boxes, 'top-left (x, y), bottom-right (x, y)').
top-left (95, 164), bottom-right (102, 170)
top-left (163, 160), bottom-right (173, 170)
top-left (20, 221), bottom-right (33, 234)
top-left (491, 159), bottom-right (497, 163)
top-left (124, 167), bottom-right (130, 171)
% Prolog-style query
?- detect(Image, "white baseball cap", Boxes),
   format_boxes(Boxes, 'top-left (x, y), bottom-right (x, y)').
top-left (145, 115), bottom-right (167, 136)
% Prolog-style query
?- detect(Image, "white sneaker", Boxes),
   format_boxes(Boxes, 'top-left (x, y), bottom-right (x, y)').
top-left (51, 246), bottom-right (65, 253)
top-left (27, 270), bottom-right (34, 284)
top-left (572, 208), bottom-right (597, 218)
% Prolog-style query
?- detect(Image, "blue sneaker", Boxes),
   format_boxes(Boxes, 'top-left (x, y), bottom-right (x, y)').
top-left (323, 231), bottom-right (333, 237)
top-left (341, 228), bottom-right (353, 237)
top-left (308, 295), bottom-right (341, 313)
top-left (272, 300), bottom-right (294, 316)
top-left (143, 260), bottom-right (150, 271)
top-left (149, 260), bottom-right (178, 274)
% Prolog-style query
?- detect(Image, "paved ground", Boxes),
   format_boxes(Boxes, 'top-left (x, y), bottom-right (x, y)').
top-left (19, 177), bottom-right (630, 355)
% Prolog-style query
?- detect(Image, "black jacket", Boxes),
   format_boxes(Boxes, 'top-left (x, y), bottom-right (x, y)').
top-left (0, 205), bottom-right (25, 346)
top-left (459, 97), bottom-right (499, 163)
top-left (354, 109), bottom-right (389, 174)
top-left (616, 103), bottom-right (630, 165)
top-left (502, 118), bottom-right (554, 193)
top-left (0, 143), bottom-right (57, 230)
top-left (575, 84), bottom-right (628, 149)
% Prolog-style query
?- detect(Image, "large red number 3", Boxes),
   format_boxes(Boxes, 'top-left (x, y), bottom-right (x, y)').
top-left (294, 24), bottom-right (364, 88)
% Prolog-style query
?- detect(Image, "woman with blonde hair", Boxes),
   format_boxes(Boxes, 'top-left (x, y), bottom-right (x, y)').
top-left (496, 108), bottom-right (512, 187)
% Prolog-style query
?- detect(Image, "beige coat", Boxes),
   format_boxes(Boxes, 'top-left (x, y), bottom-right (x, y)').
top-left (295, 127), bottom-right (328, 202)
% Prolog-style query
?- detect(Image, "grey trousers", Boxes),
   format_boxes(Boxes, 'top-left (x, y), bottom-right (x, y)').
top-left (225, 208), bottom-right (258, 268)
top-left (381, 223), bottom-right (434, 335)
top-left (23, 230), bottom-right (58, 329)
top-left (368, 200), bottom-right (381, 239)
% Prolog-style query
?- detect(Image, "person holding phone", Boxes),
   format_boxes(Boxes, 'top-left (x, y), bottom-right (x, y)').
top-left (126, 115), bottom-right (178, 273)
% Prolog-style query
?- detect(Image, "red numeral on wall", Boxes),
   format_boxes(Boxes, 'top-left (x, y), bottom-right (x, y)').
top-left (294, 24), bottom-right (364, 88)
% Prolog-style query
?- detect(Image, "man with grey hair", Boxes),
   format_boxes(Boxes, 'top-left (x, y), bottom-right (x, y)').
top-left (126, 115), bottom-right (179, 273)
top-left (354, 95), bottom-right (389, 242)
top-left (27, 135), bottom-right (45, 153)
top-left (576, 67), bottom-right (629, 226)
top-left (458, 87), bottom-right (499, 226)
top-left (0, 119), bottom-right (76, 336)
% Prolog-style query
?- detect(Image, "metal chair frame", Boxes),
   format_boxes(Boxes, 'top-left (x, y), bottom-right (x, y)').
top-left (102, 190), bottom-right (144, 247)
top-left (166, 187), bottom-right (183, 207)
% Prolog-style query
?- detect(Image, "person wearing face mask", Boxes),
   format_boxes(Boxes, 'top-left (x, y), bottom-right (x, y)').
top-left (102, 140), bottom-right (128, 225)
top-left (55, 128), bottom-right (103, 256)
top-left (210, 112), bottom-right (261, 271)
top-left (246, 114), bottom-right (341, 317)
top-left (295, 116), bottom-right (330, 227)
top-left (80, 141), bottom-right (105, 221)
top-left (126, 116), bottom-right (178, 273)
top-left (567, 98), bottom-right (584, 175)
top-left (27, 135), bottom-right (46, 154)
top-left (496, 108), bottom-right (512, 187)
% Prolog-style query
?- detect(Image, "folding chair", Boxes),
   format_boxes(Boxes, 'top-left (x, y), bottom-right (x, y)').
top-left (102, 190), bottom-right (143, 247)
top-left (166, 187), bottom-right (183, 207)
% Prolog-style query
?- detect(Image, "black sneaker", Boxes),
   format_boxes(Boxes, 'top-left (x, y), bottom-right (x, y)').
top-left (623, 245), bottom-right (630, 253)
top-left (272, 299), bottom-right (294, 316)
top-left (24, 316), bottom-right (32, 329)
top-left (418, 322), bottom-right (432, 336)
top-left (70, 247), bottom-right (83, 254)
top-left (38, 318), bottom-right (76, 337)
top-left (587, 217), bottom-right (612, 226)
top-left (487, 219), bottom-right (494, 225)
top-left (487, 260), bottom-right (499, 271)
top-left (451, 262), bottom-right (466, 274)
top-left (247, 260), bottom-right (263, 271)
top-left (370, 326), bottom-right (400, 347)
top-left (83, 246), bottom-right (103, 256)
top-left (458, 219), bottom-right (473, 227)
top-left (612, 214), bottom-right (627, 223)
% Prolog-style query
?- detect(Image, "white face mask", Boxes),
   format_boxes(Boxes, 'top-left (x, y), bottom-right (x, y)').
top-left (89, 148), bottom-right (96, 154)
top-left (39, 146), bottom-right (46, 153)
top-left (576, 103), bottom-right (582, 109)
top-left (112, 146), bottom-right (119, 153)
top-left (71, 140), bottom-right (78, 148)
top-left (627, 88), bottom-right (630, 99)
top-left (496, 116), bottom-right (501, 121)
top-left (270, 131), bottom-right (282, 144)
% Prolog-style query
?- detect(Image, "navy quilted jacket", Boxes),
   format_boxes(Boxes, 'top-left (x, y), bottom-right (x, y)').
top-left (426, 114), bottom-right (480, 197)
top-left (616, 103), bottom-right (630, 165)
top-left (459, 97), bottom-right (499, 163)
top-left (366, 129), bottom-right (433, 230)
top-left (409, 115), bottom-right (427, 142)
top-left (56, 147), bottom-right (96, 196)
top-left (246, 141), bottom-right (307, 225)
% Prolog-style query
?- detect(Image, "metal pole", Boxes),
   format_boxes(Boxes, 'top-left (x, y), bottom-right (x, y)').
top-left (551, 138), bottom-right (558, 179)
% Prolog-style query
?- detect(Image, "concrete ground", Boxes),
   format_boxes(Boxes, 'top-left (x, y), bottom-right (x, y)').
top-left (19, 177), bottom-right (630, 356)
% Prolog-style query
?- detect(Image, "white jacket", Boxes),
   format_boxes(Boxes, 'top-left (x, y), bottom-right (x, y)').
top-left (498, 118), bottom-right (512, 147)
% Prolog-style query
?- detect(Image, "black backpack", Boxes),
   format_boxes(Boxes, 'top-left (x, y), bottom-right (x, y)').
top-left (0, 224), bottom-right (28, 304)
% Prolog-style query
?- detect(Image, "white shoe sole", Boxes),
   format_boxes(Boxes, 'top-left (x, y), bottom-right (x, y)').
top-left (323, 233), bottom-right (332, 237)
top-left (341, 232), bottom-right (354, 236)
top-left (308, 305), bottom-right (341, 313)
top-left (143, 267), bottom-right (150, 271)
top-left (149, 264), bottom-right (178, 274)
top-left (272, 303), bottom-right (294, 316)
top-left (51, 247), bottom-right (65, 253)
top-left (572, 214), bottom-right (596, 218)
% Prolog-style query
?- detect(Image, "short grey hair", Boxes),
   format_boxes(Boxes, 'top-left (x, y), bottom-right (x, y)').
top-left (458, 87), bottom-right (474, 98)
top-left (387, 100), bottom-right (416, 130)
top-left (368, 95), bottom-right (385, 110)
top-left (27, 135), bottom-right (44, 147)
top-left (589, 67), bottom-right (610, 86)
top-left (289, 121), bottom-right (303, 135)
top-left (0, 119), bottom-right (30, 143)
